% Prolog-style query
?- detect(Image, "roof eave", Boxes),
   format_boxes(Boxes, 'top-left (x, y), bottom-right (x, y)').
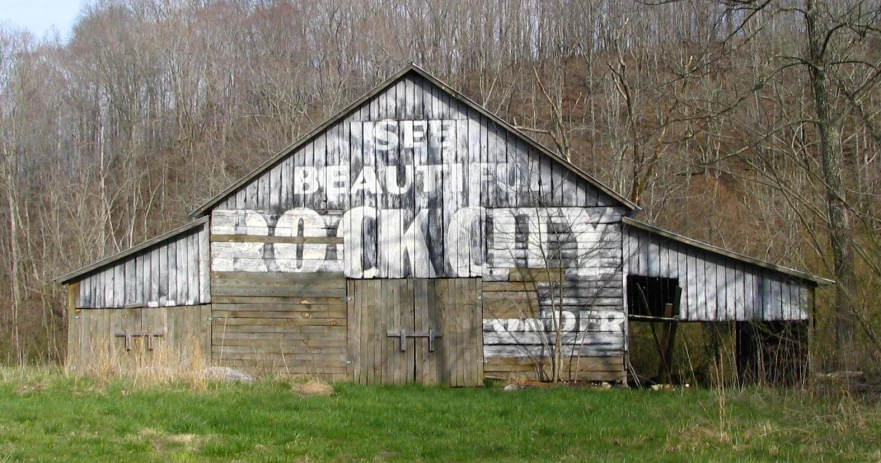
top-left (53, 216), bottom-right (209, 285)
top-left (622, 217), bottom-right (835, 287)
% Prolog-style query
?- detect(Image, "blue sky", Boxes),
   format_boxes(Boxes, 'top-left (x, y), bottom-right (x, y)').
top-left (0, 0), bottom-right (87, 40)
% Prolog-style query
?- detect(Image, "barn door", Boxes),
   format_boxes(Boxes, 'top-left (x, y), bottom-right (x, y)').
top-left (348, 278), bottom-right (483, 386)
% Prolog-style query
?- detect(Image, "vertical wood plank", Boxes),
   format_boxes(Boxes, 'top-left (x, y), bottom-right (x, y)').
top-left (141, 251), bottom-right (150, 307)
top-left (176, 235), bottom-right (187, 305)
top-left (258, 166), bottom-right (270, 211)
top-left (472, 278), bottom-right (484, 385)
top-left (716, 257), bottom-right (727, 320)
top-left (200, 303), bottom-right (211, 366)
top-left (372, 280), bottom-right (382, 383)
top-left (403, 279), bottom-right (416, 384)
top-left (743, 266), bottom-right (755, 320)
top-left (440, 279), bottom-right (452, 386)
top-left (414, 279), bottom-right (427, 384)
top-left (293, 137), bottom-right (308, 209)
top-left (199, 225), bottom-right (210, 304)
top-left (693, 250), bottom-right (706, 320)
top-left (700, 254), bottom-right (713, 320)
top-left (280, 157), bottom-right (292, 210)
top-left (67, 283), bottom-right (81, 371)
top-left (164, 240), bottom-right (174, 305)
top-left (150, 247), bottom-right (160, 305)
top-left (132, 254), bottom-right (143, 306)
top-left (357, 280), bottom-right (366, 384)
top-left (113, 262), bottom-right (124, 308)
top-left (459, 279), bottom-right (468, 386)
top-left (386, 279), bottom-right (397, 384)
top-left (185, 232), bottom-right (196, 305)
top-left (78, 276), bottom-right (89, 308)
top-left (246, 176), bottom-right (258, 210)
top-left (347, 279), bottom-right (359, 383)
top-left (734, 263), bottom-right (745, 321)
top-left (269, 162), bottom-right (281, 211)
top-left (781, 278), bottom-right (793, 319)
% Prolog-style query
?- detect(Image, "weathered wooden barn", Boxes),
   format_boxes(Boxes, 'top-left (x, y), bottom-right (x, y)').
top-left (55, 65), bottom-right (832, 385)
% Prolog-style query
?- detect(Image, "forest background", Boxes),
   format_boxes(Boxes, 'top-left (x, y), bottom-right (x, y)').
top-left (1, 0), bottom-right (879, 377)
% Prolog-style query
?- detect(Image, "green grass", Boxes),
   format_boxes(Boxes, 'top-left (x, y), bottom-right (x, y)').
top-left (0, 369), bottom-right (879, 462)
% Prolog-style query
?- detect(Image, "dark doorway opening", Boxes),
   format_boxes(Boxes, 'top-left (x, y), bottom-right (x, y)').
top-left (626, 275), bottom-right (682, 386)
top-left (737, 321), bottom-right (808, 387)
top-left (627, 275), bottom-right (681, 318)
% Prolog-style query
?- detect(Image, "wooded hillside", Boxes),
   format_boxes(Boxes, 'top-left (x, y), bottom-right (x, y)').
top-left (1, 0), bottom-right (879, 373)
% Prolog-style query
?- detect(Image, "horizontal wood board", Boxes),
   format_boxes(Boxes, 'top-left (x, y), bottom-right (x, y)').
top-left (482, 278), bottom-right (625, 362)
top-left (210, 272), bottom-right (347, 377)
top-left (484, 355), bottom-right (625, 382)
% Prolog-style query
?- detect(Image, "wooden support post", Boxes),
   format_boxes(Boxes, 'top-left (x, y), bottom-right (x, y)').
top-left (736, 322), bottom-right (760, 386)
top-left (655, 287), bottom-right (681, 383)
top-left (656, 303), bottom-right (679, 382)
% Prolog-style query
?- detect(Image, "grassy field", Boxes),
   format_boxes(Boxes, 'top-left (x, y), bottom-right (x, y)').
top-left (0, 369), bottom-right (879, 462)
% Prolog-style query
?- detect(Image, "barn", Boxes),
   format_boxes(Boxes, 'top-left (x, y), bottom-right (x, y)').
top-left (55, 65), bottom-right (832, 386)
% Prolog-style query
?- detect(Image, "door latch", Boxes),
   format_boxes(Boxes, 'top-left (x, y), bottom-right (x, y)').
top-left (386, 329), bottom-right (443, 352)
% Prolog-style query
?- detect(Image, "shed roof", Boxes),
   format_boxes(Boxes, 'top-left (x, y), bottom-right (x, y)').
top-left (189, 63), bottom-right (637, 217)
top-left (53, 216), bottom-right (208, 285)
top-left (622, 217), bottom-right (834, 286)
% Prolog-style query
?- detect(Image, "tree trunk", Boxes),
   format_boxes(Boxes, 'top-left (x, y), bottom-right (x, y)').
top-left (2, 152), bottom-right (23, 365)
top-left (806, 0), bottom-right (858, 370)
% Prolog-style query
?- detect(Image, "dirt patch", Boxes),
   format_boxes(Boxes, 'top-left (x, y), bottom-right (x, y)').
top-left (293, 380), bottom-right (335, 397)
top-left (138, 428), bottom-right (207, 452)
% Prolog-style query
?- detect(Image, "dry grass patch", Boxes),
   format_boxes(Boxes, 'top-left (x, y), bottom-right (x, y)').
top-left (293, 379), bottom-right (335, 397)
top-left (137, 428), bottom-right (209, 453)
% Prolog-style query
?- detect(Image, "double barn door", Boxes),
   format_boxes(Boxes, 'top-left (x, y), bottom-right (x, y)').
top-left (347, 278), bottom-right (483, 386)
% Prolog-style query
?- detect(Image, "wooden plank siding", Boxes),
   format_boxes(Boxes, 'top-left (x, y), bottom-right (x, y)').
top-left (74, 221), bottom-right (210, 309)
top-left (622, 222), bottom-right (815, 321)
top-left (206, 71), bottom-right (631, 382)
top-left (65, 304), bottom-right (211, 374)
top-left (56, 67), bottom-right (830, 385)
top-left (208, 73), bottom-right (629, 281)
top-left (210, 272), bottom-right (348, 380)
top-left (481, 275), bottom-right (626, 382)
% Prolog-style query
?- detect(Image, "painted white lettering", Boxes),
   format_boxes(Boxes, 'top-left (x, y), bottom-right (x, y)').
top-left (404, 120), bottom-right (427, 149)
top-left (351, 166), bottom-right (382, 196)
top-left (403, 210), bottom-right (434, 278)
top-left (210, 211), bottom-right (267, 272)
top-left (581, 310), bottom-right (625, 332)
top-left (428, 120), bottom-right (456, 150)
top-left (374, 120), bottom-right (399, 151)
top-left (449, 163), bottom-right (464, 192)
top-left (415, 164), bottom-right (444, 193)
top-left (385, 165), bottom-right (413, 195)
top-left (338, 206), bottom-right (378, 278)
top-left (274, 208), bottom-right (337, 272)
top-left (484, 311), bottom-right (578, 333)
top-left (446, 206), bottom-right (484, 276)
top-left (293, 166), bottom-right (319, 194)
top-left (326, 165), bottom-right (349, 200)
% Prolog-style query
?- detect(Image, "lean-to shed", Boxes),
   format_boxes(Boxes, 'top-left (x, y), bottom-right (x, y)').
top-left (55, 65), bottom-right (832, 385)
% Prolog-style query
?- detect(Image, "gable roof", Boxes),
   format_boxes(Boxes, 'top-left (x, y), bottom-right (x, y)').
top-left (189, 63), bottom-right (637, 218)
top-left (622, 217), bottom-right (834, 286)
top-left (53, 216), bottom-right (208, 285)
